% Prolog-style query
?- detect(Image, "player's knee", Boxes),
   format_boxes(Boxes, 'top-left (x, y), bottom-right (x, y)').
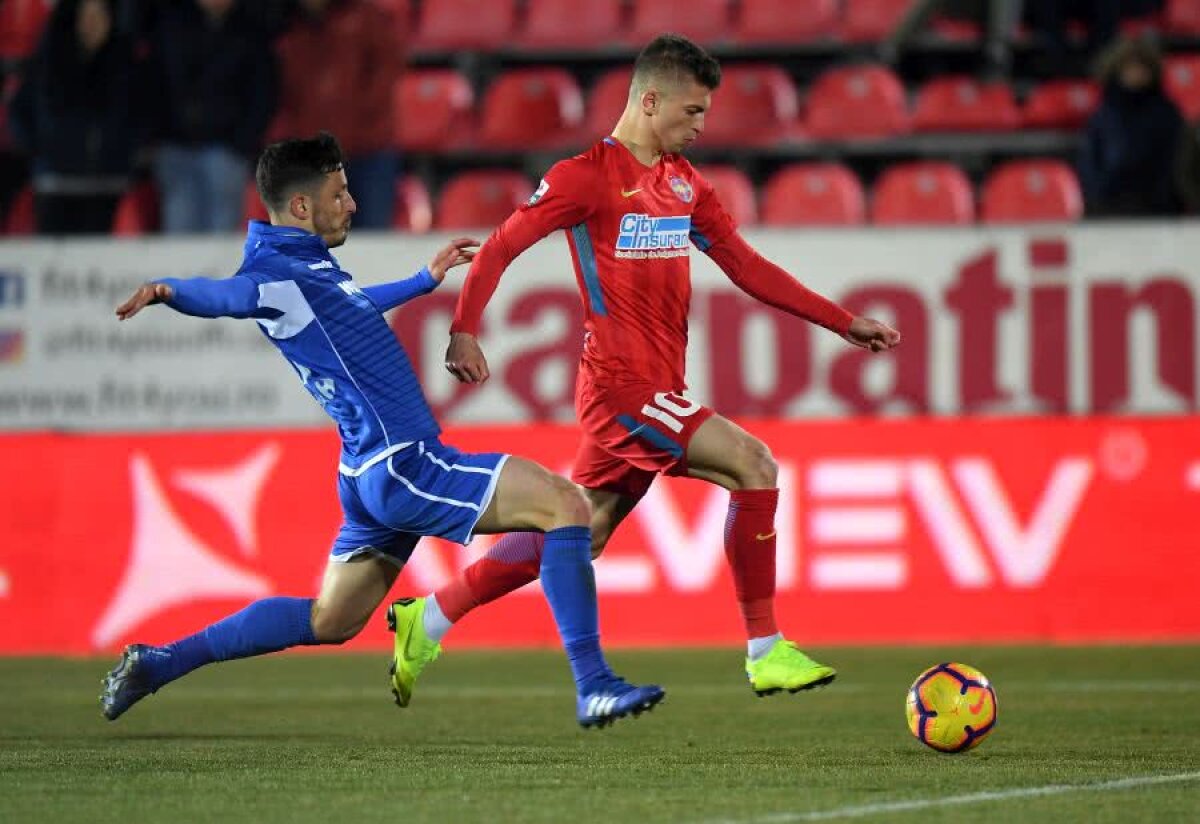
top-left (733, 436), bottom-right (777, 489)
top-left (310, 602), bottom-right (367, 644)
top-left (545, 475), bottom-right (591, 529)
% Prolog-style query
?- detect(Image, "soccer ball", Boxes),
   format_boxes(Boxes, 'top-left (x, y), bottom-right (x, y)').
top-left (905, 662), bottom-right (998, 753)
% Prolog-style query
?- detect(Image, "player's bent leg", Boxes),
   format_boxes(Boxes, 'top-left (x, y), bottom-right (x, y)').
top-left (402, 486), bottom-right (638, 706)
top-left (471, 458), bottom-right (665, 727)
top-left (470, 456), bottom-right (590, 534)
top-left (684, 414), bottom-right (837, 697)
top-left (685, 414), bottom-right (778, 491)
top-left (582, 487), bottom-right (640, 559)
top-left (312, 553), bottom-right (400, 643)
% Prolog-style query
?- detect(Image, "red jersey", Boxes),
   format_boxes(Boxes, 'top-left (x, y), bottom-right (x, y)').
top-left (453, 137), bottom-right (853, 390)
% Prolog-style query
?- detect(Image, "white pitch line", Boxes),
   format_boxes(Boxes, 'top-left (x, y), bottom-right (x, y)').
top-left (696, 772), bottom-right (1200, 824)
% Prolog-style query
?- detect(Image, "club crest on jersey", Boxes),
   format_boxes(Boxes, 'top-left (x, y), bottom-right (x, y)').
top-left (615, 213), bottom-right (691, 259)
top-left (669, 176), bottom-right (694, 204)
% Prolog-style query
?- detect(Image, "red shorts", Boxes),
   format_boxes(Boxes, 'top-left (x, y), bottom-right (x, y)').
top-left (571, 380), bottom-right (715, 499)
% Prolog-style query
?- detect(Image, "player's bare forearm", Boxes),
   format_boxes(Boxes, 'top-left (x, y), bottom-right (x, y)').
top-left (115, 282), bottom-right (173, 321)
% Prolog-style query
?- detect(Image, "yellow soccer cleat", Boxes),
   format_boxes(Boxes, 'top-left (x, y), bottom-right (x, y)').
top-left (386, 597), bottom-right (441, 708)
top-left (746, 640), bottom-right (837, 697)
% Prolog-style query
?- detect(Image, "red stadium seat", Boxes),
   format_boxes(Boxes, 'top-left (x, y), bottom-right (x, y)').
top-left (1022, 80), bottom-right (1100, 129)
top-left (701, 65), bottom-right (798, 148)
top-left (0, 0), bottom-right (50, 60)
top-left (804, 64), bottom-right (910, 140)
top-left (980, 160), bottom-right (1082, 224)
top-left (393, 70), bottom-right (475, 151)
top-left (244, 180), bottom-right (270, 224)
top-left (517, 0), bottom-right (623, 49)
top-left (436, 170), bottom-right (533, 229)
top-left (413, 0), bottom-right (516, 52)
top-left (912, 77), bottom-right (1020, 132)
top-left (586, 69), bottom-right (633, 139)
top-left (697, 165), bottom-right (758, 226)
top-left (627, 0), bottom-right (732, 46)
top-left (1167, 0), bottom-right (1200, 35)
top-left (736, 0), bottom-right (838, 44)
top-left (112, 183), bottom-right (161, 236)
top-left (3, 186), bottom-right (34, 235)
top-left (1166, 54), bottom-right (1200, 120)
top-left (478, 69), bottom-right (584, 149)
top-left (394, 177), bottom-right (433, 233)
top-left (870, 162), bottom-right (975, 225)
top-left (761, 163), bottom-right (866, 226)
top-left (840, 0), bottom-right (915, 43)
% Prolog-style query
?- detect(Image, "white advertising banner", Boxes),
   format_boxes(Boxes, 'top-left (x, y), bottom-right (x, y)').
top-left (1, 223), bottom-right (1198, 429)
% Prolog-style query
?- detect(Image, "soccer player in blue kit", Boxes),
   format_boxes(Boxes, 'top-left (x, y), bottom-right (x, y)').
top-left (100, 133), bottom-right (664, 728)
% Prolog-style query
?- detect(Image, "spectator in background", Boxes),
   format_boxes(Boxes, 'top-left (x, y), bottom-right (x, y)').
top-left (8, 0), bottom-right (145, 234)
top-left (1078, 36), bottom-right (1184, 217)
top-left (149, 0), bottom-right (277, 233)
top-left (271, 0), bottom-right (403, 229)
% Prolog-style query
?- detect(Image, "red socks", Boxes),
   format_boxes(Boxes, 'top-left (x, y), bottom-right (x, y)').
top-left (436, 490), bottom-right (779, 642)
top-left (724, 488), bottom-right (780, 639)
top-left (433, 531), bottom-right (545, 622)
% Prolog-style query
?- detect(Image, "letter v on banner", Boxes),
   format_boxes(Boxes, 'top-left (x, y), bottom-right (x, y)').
top-left (906, 458), bottom-right (1093, 588)
top-left (953, 458), bottom-right (1093, 587)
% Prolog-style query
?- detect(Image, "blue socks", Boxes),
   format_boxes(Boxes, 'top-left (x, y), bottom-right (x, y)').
top-left (538, 526), bottom-right (611, 690)
top-left (150, 596), bottom-right (318, 688)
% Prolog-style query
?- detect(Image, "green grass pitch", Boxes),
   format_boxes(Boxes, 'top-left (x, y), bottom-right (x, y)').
top-left (2, 646), bottom-right (1197, 823)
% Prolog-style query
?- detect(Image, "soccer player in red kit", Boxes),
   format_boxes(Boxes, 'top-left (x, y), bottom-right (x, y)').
top-left (384, 34), bottom-right (901, 707)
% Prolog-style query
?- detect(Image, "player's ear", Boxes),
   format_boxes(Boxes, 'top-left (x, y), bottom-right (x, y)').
top-left (641, 88), bottom-right (659, 116)
top-left (288, 193), bottom-right (310, 222)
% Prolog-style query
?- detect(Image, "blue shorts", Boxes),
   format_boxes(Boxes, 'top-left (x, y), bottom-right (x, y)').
top-left (331, 439), bottom-right (509, 566)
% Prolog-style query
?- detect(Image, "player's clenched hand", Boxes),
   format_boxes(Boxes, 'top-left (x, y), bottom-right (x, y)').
top-left (115, 282), bottom-right (173, 321)
top-left (844, 316), bottom-right (901, 352)
top-left (445, 332), bottom-right (490, 384)
top-left (428, 237), bottom-right (480, 284)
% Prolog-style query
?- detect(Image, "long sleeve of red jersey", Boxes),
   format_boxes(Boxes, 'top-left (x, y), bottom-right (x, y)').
top-left (688, 171), bottom-right (853, 336)
top-left (705, 232), bottom-right (854, 336)
top-left (451, 161), bottom-right (596, 335)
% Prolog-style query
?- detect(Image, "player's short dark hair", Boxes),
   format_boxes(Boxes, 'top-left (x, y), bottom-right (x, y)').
top-left (255, 132), bottom-right (345, 214)
top-left (632, 34), bottom-right (722, 93)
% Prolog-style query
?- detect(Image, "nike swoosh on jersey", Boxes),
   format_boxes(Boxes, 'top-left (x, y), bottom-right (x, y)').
top-left (755, 531), bottom-right (777, 541)
top-left (621, 188), bottom-right (643, 198)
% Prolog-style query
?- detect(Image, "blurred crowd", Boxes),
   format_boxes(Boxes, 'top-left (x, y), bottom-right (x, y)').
top-left (4, 0), bottom-right (403, 235)
top-left (2, 0), bottom-right (1199, 236)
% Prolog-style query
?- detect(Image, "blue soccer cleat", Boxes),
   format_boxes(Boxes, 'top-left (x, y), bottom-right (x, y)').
top-left (576, 676), bottom-right (665, 729)
top-left (99, 644), bottom-right (167, 721)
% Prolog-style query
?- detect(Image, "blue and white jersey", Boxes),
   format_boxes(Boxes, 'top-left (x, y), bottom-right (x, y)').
top-left (159, 221), bottom-right (441, 473)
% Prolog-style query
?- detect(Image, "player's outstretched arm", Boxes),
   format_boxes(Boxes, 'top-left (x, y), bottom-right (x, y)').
top-left (362, 237), bottom-right (479, 313)
top-left (115, 276), bottom-right (261, 321)
top-left (705, 232), bottom-right (900, 351)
